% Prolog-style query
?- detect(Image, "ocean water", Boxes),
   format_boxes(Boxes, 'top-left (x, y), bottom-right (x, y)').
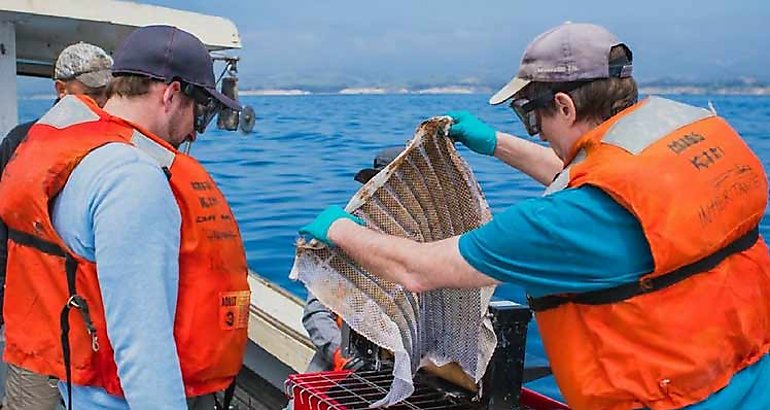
top-left (17, 93), bottom-right (770, 400)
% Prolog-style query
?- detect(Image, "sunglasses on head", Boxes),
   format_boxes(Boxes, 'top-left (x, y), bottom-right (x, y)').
top-left (179, 81), bottom-right (223, 134)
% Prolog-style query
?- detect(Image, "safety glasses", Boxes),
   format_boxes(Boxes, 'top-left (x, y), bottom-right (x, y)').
top-left (181, 82), bottom-right (223, 134)
top-left (509, 82), bottom-right (588, 136)
top-left (509, 96), bottom-right (548, 136)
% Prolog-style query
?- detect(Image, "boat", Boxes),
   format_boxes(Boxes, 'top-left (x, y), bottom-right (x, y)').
top-left (0, 0), bottom-right (253, 136)
top-left (0, 2), bottom-right (568, 408)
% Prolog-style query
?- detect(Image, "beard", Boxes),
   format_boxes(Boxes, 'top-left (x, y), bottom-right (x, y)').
top-left (166, 102), bottom-right (194, 148)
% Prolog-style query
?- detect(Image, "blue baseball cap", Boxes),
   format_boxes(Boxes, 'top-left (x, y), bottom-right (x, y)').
top-left (112, 25), bottom-right (241, 111)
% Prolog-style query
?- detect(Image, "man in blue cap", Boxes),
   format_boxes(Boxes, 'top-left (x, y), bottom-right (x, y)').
top-left (0, 25), bottom-right (248, 410)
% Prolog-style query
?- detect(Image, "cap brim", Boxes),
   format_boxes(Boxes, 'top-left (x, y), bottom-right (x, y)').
top-left (488, 77), bottom-right (531, 105)
top-left (205, 86), bottom-right (242, 111)
top-left (75, 69), bottom-right (113, 88)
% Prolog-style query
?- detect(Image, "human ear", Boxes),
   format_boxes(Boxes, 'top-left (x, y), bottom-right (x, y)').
top-left (553, 92), bottom-right (576, 124)
top-left (54, 80), bottom-right (67, 99)
top-left (162, 81), bottom-right (182, 112)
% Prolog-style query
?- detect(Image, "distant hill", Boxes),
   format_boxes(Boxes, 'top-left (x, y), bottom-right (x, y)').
top-left (17, 75), bottom-right (770, 98)
top-left (236, 82), bottom-right (770, 96)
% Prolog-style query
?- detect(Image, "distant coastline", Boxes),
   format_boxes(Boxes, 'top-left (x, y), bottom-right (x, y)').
top-left (239, 84), bottom-right (770, 96)
top-left (639, 86), bottom-right (770, 96)
top-left (19, 85), bottom-right (770, 100)
top-left (239, 85), bottom-right (479, 96)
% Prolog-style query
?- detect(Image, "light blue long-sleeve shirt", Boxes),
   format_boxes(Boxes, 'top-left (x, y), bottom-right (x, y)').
top-left (52, 143), bottom-right (187, 409)
top-left (459, 186), bottom-right (770, 409)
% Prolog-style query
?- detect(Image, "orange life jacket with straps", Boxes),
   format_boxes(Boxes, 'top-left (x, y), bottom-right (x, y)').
top-left (0, 95), bottom-right (250, 400)
top-left (529, 97), bottom-right (770, 410)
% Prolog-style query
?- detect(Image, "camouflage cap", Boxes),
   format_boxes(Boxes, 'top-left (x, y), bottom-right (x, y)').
top-left (54, 42), bottom-right (113, 88)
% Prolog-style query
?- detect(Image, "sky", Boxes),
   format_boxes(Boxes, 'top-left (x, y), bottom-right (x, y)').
top-left (17, 0), bottom-right (770, 92)
top-left (138, 0), bottom-right (770, 90)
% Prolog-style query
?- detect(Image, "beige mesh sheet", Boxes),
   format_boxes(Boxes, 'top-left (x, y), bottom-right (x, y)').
top-left (290, 117), bottom-right (496, 407)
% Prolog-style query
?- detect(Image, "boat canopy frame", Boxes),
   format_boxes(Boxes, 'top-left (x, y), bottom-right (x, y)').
top-left (0, 0), bottom-right (242, 136)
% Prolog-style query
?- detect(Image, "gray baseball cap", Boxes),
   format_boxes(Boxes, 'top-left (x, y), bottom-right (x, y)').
top-left (54, 42), bottom-right (113, 88)
top-left (489, 22), bottom-right (632, 105)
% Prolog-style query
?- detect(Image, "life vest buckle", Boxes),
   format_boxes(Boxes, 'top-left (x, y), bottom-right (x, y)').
top-left (65, 295), bottom-right (100, 352)
top-left (639, 278), bottom-right (654, 292)
top-left (65, 295), bottom-right (82, 309)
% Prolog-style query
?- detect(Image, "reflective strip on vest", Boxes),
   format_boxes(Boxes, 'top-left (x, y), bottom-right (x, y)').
top-left (602, 96), bottom-right (714, 155)
top-left (544, 149), bottom-right (586, 196)
top-left (37, 96), bottom-right (99, 129)
top-left (130, 130), bottom-right (175, 169)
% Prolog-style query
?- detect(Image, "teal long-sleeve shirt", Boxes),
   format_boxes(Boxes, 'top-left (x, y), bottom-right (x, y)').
top-left (458, 185), bottom-right (770, 409)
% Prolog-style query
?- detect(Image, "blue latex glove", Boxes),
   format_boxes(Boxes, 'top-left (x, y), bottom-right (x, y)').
top-left (299, 205), bottom-right (364, 246)
top-left (446, 111), bottom-right (498, 156)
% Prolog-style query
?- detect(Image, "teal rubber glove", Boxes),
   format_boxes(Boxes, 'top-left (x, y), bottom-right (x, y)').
top-left (446, 111), bottom-right (498, 156)
top-left (299, 205), bottom-right (364, 246)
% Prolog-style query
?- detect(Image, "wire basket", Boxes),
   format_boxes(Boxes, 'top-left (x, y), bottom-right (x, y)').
top-left (285, 370), bottom-right (481, 410)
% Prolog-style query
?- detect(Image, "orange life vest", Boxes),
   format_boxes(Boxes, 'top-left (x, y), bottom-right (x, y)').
top-left (531, 97), bottom-right (770, 410)
top-left (0, 95), bottom-right (250, 398)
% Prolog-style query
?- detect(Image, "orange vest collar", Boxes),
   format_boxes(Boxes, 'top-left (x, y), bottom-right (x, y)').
top-left (562, 97), bottom-right (651, 166)
top-left (75, 95), bottom-right (179, 154)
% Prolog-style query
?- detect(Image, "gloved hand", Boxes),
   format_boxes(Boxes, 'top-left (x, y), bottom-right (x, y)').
top-left (446, 111), bottom-right (497, 156)
top-left (332, 348), bottom-right (368, 372)
top-left (299, 205), bottom-right (364, 246)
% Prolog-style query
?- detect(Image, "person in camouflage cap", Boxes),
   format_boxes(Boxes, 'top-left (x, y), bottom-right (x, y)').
top-left (53, 42), bottom-right (113, 106)
top-left (0, 41), bottom-right (112, 410)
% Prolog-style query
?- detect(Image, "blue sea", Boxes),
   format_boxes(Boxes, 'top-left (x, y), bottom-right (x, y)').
top-left (18, 93), bottom-right (770, 401)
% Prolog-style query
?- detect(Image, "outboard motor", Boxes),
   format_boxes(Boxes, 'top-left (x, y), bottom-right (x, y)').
top-left (239, 105), bottom-right (256, 134)
top-left (214, 56), bottom-right (256, 133)
top-left (217, 76), bottom-right (240, 131)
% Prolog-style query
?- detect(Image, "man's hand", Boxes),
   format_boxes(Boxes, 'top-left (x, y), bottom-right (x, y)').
top-left (446, 111), bottom-right (497, 156)
top-left (332, 347), bottom-right (368, 372)
top-left (299, 205), bottom-right (364, 246)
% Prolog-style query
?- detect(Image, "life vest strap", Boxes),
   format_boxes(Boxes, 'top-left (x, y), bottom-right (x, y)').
top-left (213, 380), bottom-right (236, 410)
top-left (58, 252), bottom-right (99, 410)
top-left (8, 229), bottom-right (65, 257)
top-left (529, 227), bottom-right (760, 312)
top-left (8, 229), bottom-right (97, 409)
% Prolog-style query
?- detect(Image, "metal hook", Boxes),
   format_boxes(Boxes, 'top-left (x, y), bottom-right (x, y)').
top-left (66, 295), bottom-right (81, 309)
top-left (91, 334), bottom-right (100, 352)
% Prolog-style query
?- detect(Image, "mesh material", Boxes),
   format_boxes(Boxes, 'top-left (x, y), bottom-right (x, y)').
top-left (290, 117), bottom-right (496, 406)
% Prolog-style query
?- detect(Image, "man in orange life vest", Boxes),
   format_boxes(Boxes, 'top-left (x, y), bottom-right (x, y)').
top-left (0, 26), bottom-right (250, 409)
top-left (299, 23), bottom-right (770, 409)
top-left (0, 41), bottom-right (113, 410)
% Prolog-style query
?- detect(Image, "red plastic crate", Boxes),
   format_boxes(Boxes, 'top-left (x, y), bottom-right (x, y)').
top-left (286, 370), bottom-right (569, 410)
top-left (286, 370), bottom-right (354, 410)
top-left (286, 370), bottom-right (481, 409)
